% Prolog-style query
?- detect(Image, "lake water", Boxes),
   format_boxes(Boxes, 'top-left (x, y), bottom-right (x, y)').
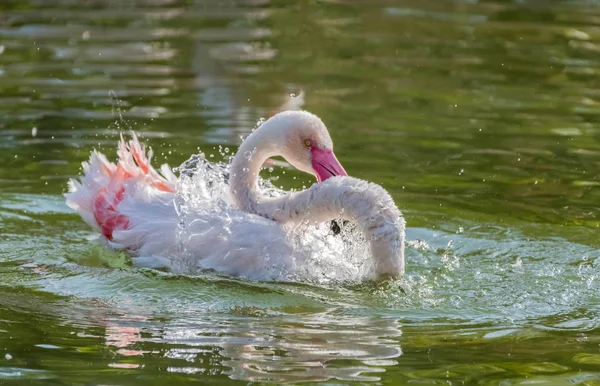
top-left (2, 0), bottom-right (600, 384)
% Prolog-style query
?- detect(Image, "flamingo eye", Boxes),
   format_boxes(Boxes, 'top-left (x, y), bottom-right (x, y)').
top-left (304, 139), bottom-right (312, 147)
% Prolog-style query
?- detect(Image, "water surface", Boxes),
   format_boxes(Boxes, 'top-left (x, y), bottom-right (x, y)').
top-left (2, 0), bottom-right (600, 384)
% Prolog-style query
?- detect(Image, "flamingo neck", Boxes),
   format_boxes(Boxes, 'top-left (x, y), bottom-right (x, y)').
top-left (230, 140), bottom-right (406, 278)
top-left (229, 127), bottom-right (277, 216)
top-left (229, 117), bottom-right (405, 280)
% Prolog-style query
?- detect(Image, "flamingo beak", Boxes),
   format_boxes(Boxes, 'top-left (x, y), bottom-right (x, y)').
top-left (310, 147), bottom-right (348, 182)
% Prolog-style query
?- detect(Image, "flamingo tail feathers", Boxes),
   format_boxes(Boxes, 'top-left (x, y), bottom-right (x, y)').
top-left (65, 133), bottom-right (177, 241)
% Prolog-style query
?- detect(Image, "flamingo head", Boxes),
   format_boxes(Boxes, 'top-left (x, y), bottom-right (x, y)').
top-left (272, 111), bottom-right (347, 182)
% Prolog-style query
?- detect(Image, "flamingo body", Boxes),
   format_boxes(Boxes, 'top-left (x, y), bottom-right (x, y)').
top-left (66, 111), bottom-right (405, 281)
top-left (66, 136), bottom-right (299, 280)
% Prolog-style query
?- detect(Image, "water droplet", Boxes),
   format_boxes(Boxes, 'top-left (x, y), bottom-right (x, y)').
top-left (31, 127), bottom-right (37, 137)
top-left (268, 167), bottom-right (274, 173)
top-left (5, 354), bottom-right (11, 360)
top-left (224, 147), bottom-right (230, 154)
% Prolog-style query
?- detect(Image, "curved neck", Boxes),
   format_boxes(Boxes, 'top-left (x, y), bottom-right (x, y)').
top-left (230, 143), bottom-right (406, 278)
top-left (229, 115), bottom-right (404, 280)
top-left (229, 129), bottom-right (276, 217)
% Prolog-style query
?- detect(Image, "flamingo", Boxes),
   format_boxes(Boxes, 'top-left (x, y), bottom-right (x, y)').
top-left (66, 111), bottom-right (405, 281)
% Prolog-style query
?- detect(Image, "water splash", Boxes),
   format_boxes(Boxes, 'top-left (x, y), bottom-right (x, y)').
top-left (171, 153), bottom-right (373, 283)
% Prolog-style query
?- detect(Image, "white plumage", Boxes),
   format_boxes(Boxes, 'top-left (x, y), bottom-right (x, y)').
top-left (66, 111), bottom-right (405, 281)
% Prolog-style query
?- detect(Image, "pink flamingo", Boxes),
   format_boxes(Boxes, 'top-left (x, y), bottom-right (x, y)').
top-left (66, 111), bottom-right (405, 280)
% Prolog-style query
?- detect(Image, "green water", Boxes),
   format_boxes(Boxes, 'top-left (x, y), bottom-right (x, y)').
top-left (2, 0), bottom-right (600, 384)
